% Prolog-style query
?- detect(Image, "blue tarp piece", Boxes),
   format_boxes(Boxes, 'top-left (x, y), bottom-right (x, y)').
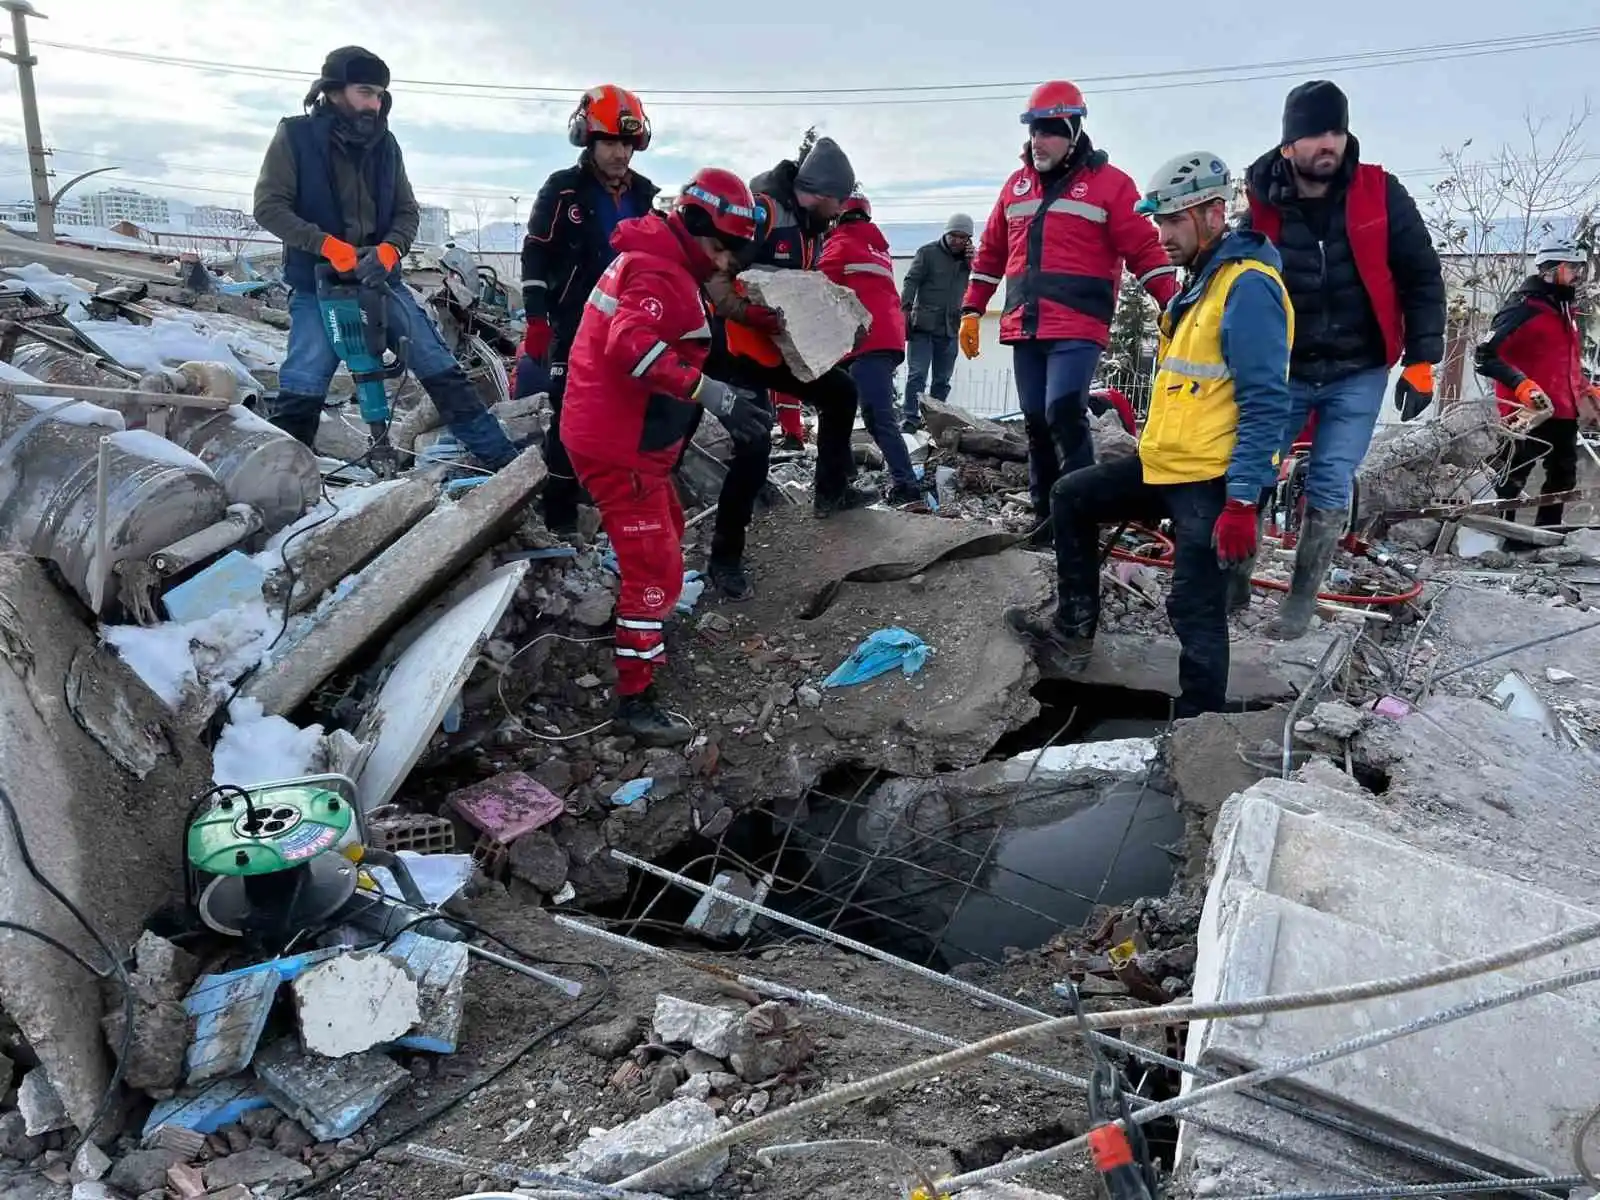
top-left (822, 627), bottom-right (932, 689)
top-left (609, 778), bottom-right (653, 807)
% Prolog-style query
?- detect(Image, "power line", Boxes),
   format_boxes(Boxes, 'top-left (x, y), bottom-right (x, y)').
top-left (30, 27), bottom-right (1600, 108)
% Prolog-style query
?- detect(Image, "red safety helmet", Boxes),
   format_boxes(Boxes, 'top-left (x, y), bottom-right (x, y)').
top-left (675, 167), bottom-right (759, 248)
top-left (568, 84), bottom-right (652, 150)
top-left (840, 192), bottom-right (872, 221)
top-left (1020, 80), bottom-right (1087, 126)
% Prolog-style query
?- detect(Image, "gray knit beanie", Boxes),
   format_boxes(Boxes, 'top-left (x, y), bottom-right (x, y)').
top-left (794, 137), bottom-right (856, 201)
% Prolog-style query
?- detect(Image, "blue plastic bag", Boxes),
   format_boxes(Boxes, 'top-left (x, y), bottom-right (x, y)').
top-left (822, 627), bottom-right (932, 689)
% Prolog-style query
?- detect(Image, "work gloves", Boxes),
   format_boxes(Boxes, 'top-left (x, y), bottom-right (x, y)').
top-left (1212, 499), bottom-right (1259, 568)
top-left (695, 376), bottom-right (774, 445)
top-left (522, 316), bottom-right (552, 363)
top-left (740, 303), bottom-right (786, 336)
top-left (1393, 361), bottom-right (1434, 422)
top-left (958, 312), bottom-right (981, 359)
top-left (319, 235), bottom-right (359, 275)
top-left (355, 244), bottom-right (401, 287)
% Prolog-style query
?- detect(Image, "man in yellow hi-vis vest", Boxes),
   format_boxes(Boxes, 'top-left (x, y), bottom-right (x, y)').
top-left (1005, 152), bottom-right (1295, 717)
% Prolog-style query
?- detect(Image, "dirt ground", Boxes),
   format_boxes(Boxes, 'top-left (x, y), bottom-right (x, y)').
top-left (292, 891), bottom-right (1134, 1200)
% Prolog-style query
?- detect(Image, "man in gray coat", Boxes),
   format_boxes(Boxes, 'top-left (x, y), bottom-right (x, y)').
top-left (898, 213), bottom-right (973, 431)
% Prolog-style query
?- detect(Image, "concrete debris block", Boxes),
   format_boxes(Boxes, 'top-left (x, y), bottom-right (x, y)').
top-left (653, 995), bottom-right (741, 1058)
top-left (70, 1142), bottom-right (111, 1183)
top-left (1489, 670), bottom-right (1567, 742)
top-left (272, 1118), bottom-right (314, 1157)
top-left (685, 870), bottom-right (768, 940)
top-left (202, 1148), bottom-right (312, 1191)
top-left (674, 1073), bottom-right (714, 1102)
top-left (1461, 513), bottom-right (1565, 547)
top-left (727, 1002), bottom-right (812, 1083)
top-left (572, 588), bottom-right (617, 628)
top-left (164, 1163), bottom-right (206, 1200)
top-left (385, 932), bottom-right (470, 1054)
top-left (1355, 400), bottom-right (1500, 517)
top-left (241, 448), bottom-right (546, 717)
top-left (917, 398), bottom-right (1003, 444)
top-left (18, 1069), bottom-right (73, 1135)
top-left (143, 1077), bottom-right (274, 1139)
top-left (253, 1038), bottom-right (408, 1141)
top-left (1195, 789), bottom-right (1600, 1176)
top-left (567, 1097), bottom-right (728, 1194)
top-left (508, 828), bottom-right (569, 895)
top-left (680, 1050), bottom-right (724, 1077)
top-left (450, 770), bottom-right (565, 842)
top-left (102, 995), bottom-right (188, 1092)
top-left (1452, 525), bottom-right (1503, 559)
top-left (578, 1014), bottom-right (644, 1061)
top-left (1306, 700), bottom-right (1365, 740)
top-left (1386, 518), bottom-right (1443, 549)
top-left (1005, 737), bottom-right (1158, 785)
top-left (957, 429), bottom-right (1028, 461)
top-left (106, 1150), bottom-right (184, 1197)
top-left (291, 952), bottom-right (420, 1058)
top-left (1565, 527), bottom-right (1600, 565)
top-left (1089, 408), bottom-right (1138, 462)
top-left (738, 268), bottom-right (869, 383)
top-left (70, 1184), bottom-right (123, 1200)
top-left (959, 1186), bottom-right (1074, 1200)
top-left (0, 1109), bottom-right (45, 1161)
top-left (556, 822), bottom-right (631, 905)
top-left (126, 932), bottom-right (201, 1003)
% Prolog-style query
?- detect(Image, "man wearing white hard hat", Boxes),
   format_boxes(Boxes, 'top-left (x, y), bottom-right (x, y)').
top-left (1004, 152), bottom-right (1293, 717)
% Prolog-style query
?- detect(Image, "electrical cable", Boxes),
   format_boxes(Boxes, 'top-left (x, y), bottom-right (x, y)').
top-left (0, 782), bottom-right (134, 1162)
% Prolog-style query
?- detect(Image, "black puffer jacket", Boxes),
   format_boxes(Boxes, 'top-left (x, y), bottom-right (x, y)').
top-left (1242, 136), bottom-right (1445, 384)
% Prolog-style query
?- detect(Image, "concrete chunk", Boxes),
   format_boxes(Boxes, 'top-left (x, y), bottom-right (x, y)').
top-left (738, 268), bottom-right (868, 383)
top-left (652, 995), bottom-right (741, 1058)
top-left (202, 1148), bottom-right (311, 1190)
top-left (566, 1097), bottom-right (727, 1194)
top-left (18, 1069), bottom-right (72, 1135)
top-left (290, 952), bottom-right (420, 1058)
top-left (385, 932), bottom-right (470, 1054)
top-left (253, 1038), bottom-right (408, 1141)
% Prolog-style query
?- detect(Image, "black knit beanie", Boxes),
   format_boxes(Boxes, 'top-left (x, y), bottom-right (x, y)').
top-left (1281, 80), bottom-right (1348, 146)
top-left (303, 47), bottom-right (391, 107)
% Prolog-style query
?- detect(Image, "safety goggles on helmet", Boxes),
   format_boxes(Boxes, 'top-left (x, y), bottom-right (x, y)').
top-left (568, 85), bottom-right (652, 150)
top-left (1135, 153), bottom-right (1233, 216)
top-left (679, 185), bottom-right (758, 250)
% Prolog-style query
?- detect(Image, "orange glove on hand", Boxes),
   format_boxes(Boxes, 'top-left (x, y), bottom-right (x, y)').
top-left (376, 243), bottom-right (401, 271)
top-left (1393, 362), bottom-right (1434, 422)
top-left (319, 235), bottom-right (359, 274)
top-left (1513, 378), bottom-right (1550, 409)
top-left (958, 312), bottom-right (981, 359)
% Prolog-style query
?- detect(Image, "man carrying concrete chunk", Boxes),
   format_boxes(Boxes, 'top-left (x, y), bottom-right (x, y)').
top-left (1005, 153), bottom-right (1293, 718)
top-left (252, 47), bottom-right (518, 469)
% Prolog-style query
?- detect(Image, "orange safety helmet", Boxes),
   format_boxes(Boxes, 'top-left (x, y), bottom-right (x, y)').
top-left (840, 192), bottom-right (872, 220)
top-left (1020, 80), bottom-right (1087, 126)
top-left (675, 167), bottom-right (759, 247)
top-left (568, 84), bottom-right (652, 150)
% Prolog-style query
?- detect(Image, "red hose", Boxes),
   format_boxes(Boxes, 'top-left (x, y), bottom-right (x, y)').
top-left (1105, 524), bottom-right (1424, 607)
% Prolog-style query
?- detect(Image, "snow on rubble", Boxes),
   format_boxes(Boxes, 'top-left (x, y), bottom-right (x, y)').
top-left (211, 696), bottom-right (324, 789)
top-left (101, 596), bottom-right (280, 709)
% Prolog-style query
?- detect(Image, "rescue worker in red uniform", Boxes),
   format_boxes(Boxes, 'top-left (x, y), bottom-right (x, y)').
top-left (561, 169), bottom-right (774, 745)
top-left (818, 193), bottom-right (921, 503)
top-left (520, 85), bottom-right (659, 533)
top-left (1476, 237), bottom-right (1600, 529)
top-left (962, 81), bottom-right (1180, 539)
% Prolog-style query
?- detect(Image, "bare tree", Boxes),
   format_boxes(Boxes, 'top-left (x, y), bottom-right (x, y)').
top-left (797, 126), bottom-right (818, 163)
top-left (469, 197), bottom-right (490, 251)
top-left (1424, 106), bottom-right (1600, 397)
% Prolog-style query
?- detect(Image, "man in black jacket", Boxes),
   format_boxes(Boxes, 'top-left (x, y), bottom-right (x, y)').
top-left (253, 47), bottom-right (517, 468)
top-left (899, 213), bottom-right (973, 431)
top-left (1241, 80), bottom-right (1445, 639)
top-left (519, 85), bottom-right (659, 532)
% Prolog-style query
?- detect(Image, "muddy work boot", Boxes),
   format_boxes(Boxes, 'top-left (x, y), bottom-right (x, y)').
top-left (1003, 606), bottom-right (1094, 672)
top-left (813, 484), bottom-right (879, 518)
top-left (708, 558), bottom-right (754, 602)
top-left (1267, 506), bottom-right (1344, 641)
top-left (886, 481), bottom-right (929, 508)
top-left (613, 689), bottom-right (693, 748)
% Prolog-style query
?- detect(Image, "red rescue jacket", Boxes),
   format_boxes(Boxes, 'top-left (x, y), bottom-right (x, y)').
top-left (1475, 277), bottom-right (1588, 421)
top-left (817, 218), bottom-right (906, 358)
top-left (561, 214), bottom-right (715, 472)
top-left (1088, 387), bottom-right (1136, 435)
top-left (963, 137), bottom-right (1179, 346)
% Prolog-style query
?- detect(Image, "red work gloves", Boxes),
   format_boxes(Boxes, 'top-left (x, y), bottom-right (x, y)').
top-left (741, 303), bottom-right (785, 336)
top-left (319, 235), bottom-right (359, 275)
top-left (1212, 499), bottom-right (1259, 568)
top-left (1393, 362), bottom-right (1434, 422)
top-left (522, 316), bottom-right (552, 363)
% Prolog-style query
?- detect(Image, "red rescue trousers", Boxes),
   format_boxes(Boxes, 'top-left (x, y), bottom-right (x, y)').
top-left (774, 392), bottom-right (806, 441)
top-left (567, 451), bottom-right (686, 697)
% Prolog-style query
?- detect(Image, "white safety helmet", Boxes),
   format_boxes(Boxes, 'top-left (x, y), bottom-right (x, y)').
top-left (1135, 152), bottom-right (1232, 216)
top-left (1534, 237), bottom-right (1586, 268)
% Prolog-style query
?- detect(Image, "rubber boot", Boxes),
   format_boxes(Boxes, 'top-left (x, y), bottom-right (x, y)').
top-left (887, 480), bottom-right (928, 508)
top-left (1003, 605), bottom-right (1094, 672)
top-left (814, 484), bottom-right (878, 518)
top-left (613, 688), bottom-right (693, 748)
top-left (418, 370), bottom-right (518, 470)
top-left (266, 393), bottom-right (324, 451)
top-left (1267, 507), bottom-right (1344, 641)
top-left (708, 558), bottom-right (754, 602)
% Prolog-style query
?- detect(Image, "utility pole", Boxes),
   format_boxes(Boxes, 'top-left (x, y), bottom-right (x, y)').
top-left (0, 2), bottom-right (51, 244)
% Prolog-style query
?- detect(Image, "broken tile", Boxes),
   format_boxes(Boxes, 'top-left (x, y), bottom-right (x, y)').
top-left (165, 1162), bottom-right (207, 1200)
top-left (143, 1077), bottom-right (274, 1139)
top-left (18, 1069), bottom-right (73, 1135)
top-left (182, 950), bottom-right (341, 1085)
top-left (253, 1039), bottom-right (409, 1141)
top-left (447, 770), bottom-right (565, 842)
top-left (290, 952), bottom-right (419, 1058)
top-left (385, 932), bottom-right (470, 1054)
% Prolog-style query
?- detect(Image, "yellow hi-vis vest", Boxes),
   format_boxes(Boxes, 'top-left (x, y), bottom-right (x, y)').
top-left (1139, 259), bottom-right (1294, 486)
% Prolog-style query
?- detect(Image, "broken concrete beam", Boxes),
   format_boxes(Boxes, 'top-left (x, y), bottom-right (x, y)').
top-left (385, 932), bottom-right (470, 1054)
top-left (957, 429), bottom-right (1029, 461)
top-left (290, 952), bottom-right (420, 1058)
top-left (1354, 400), bottom-right (1500, 518)
top-left (0, 555), bottom-right (214, 1133)
top-left (738, 268), bottom-right (869, 383)
top-left (262, 474), bottom-right (445, 616)
top-left (1565, 527), bottom-right (1600, 564)
top-left (253, 1038), bottom-right (409, 1142)
top-left (566, 1097), bottom-right (728, 1193)
top-left (918, 398), bottom-right (1007, 445)
top-left (240, 448), bottom-right (546, 716)
top-left (1460, 513), bottom-right (1565, 546)
top-left (685, 871), bottom-right (767, 940)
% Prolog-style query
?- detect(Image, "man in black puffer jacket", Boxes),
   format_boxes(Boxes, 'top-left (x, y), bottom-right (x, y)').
top-left (1241, 80), bottom-right (1444, 640)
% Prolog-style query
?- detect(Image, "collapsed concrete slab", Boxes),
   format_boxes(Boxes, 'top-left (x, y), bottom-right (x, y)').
top-left (240, 447), bottom-right (546, 716)
top-left (738, 268), bottom-right (869, 383)
top-left (0, 554), bottom-right (213, 1133)
top-left (1044, 629), bottom-right (1338, 707)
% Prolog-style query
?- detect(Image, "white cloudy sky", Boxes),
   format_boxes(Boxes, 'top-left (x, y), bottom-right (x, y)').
top-left (0, 0), bottom-right (1595, 232)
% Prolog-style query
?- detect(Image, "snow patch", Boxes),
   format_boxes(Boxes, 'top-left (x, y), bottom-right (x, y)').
top-left (227, 403), bottom-right (280, 435)
top-left (108, 428), bottom-right (212, 473)
top-left (3, 359), bottom-right (126, 430)
top-left (2, 262), bottom-right (94, 316)
top-left (212, 696), bottom-right (324, 788)
top-left (102, 598), bottom-right (280, 709)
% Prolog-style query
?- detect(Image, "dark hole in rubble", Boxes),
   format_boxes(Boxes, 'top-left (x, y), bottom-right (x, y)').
top-left (987, 679), bottom-right (1174, 759)
top-left (951, 1118), bottom-right (1084, 1173)
top-left (1350, 761), bottom-right (1392, 794)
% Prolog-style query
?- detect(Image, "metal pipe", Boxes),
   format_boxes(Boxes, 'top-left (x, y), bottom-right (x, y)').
top-left (0, 380), bottom-right (231, 408)
top-left (463, 943), bottom-right (583, 998)
top-left (149, 504), bottom-right (262, 576)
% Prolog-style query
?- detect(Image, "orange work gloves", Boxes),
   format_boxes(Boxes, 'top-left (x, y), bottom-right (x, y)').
top-left (1393, 361), bottom-right (1434, 422)
top-left (958, 312), bottom-right (981, 359)
top-left (319, 235), bottom-right (359, 274)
